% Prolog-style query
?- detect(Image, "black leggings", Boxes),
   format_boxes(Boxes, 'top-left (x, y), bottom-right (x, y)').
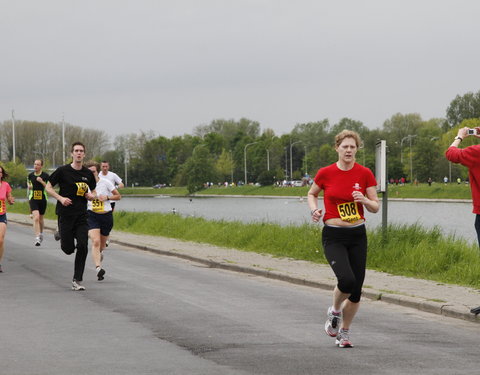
top-left (322, 224), bottom-right (368, 303)
top-left (474, 214), bottom-right (480, 247)
top-left (59, 213), bottom-right (89, 282)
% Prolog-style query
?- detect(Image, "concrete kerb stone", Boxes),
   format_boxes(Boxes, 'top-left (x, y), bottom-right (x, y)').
top-left (8, 213), bottom-right (480, 324)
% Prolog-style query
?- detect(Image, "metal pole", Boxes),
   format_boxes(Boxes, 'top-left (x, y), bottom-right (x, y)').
top-left (244, 142), bottom-right (259, 185)
top-left (304, 145), bottom-right (307, 175)
top-left (290, 141), bottom-right (301, 180)
top-left (285, 147), bottom-right (288, 180)
top-left (11, 109), bottom-right (15, 162)
top-left (266, 149), bottom-right (270, 171)
top-left (409, 136), bottom-right (413, 183)
top-left (229, 150), bottom-right (234, 183)
top-left (124, 150), bottom-right (129, 187)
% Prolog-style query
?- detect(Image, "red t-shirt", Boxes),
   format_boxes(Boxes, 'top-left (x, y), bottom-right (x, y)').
top-left (0, 181), bottom-right (12, 215)
top-left (314, 163), bottom-right (377, 223)
top-left (446, 145), bottom-right (480, 214)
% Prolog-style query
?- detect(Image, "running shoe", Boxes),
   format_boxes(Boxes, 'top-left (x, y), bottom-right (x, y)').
top-left (54, 230), bottom-right (61, 241)
top-left (97, 268), bottom-right (106, 281)
top-left (335, 329), bottom-right (353, 348)
top-left (34, 236), bottom-right (41, 246)
top-left (105, 239), bottom-right (110, 248)
top-left (72, 280), bottom-right (85, 291)
top-left (39, 233), bottom-right (44, 243)
top-left (325, 306), bottom-right (342, 337)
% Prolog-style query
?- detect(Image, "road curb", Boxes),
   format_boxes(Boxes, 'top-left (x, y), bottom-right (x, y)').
top-left (112, 237), bottom-right (480, 324)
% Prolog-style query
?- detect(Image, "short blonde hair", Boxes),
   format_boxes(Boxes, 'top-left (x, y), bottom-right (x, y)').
top-left (335, 130), bottom-right (362, 148)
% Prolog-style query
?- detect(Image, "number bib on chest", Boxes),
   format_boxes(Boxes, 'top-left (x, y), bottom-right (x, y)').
top-left (337, 202), bottom-right (361, 222)
top-left (33, 190), bottom-right (43, 200)
top-left (91, 199), bottom-right (104, 213)
top-left (0, 200), bottom-right (5, 214)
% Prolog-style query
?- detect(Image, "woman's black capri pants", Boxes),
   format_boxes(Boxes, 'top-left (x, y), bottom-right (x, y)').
top-left (322, 224), bottom-right (368, 303)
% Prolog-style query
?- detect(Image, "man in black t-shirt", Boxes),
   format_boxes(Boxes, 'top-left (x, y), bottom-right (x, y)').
top-left (27, 159), bottom-right (49, 246)
top-left (46, 142), bottom-right (96, 291)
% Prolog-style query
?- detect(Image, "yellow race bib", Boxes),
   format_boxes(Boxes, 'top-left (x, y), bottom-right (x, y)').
top-left (33, 190), bottom-right (43, 200)
top-left (91, 199), bottom-right (104, 213)
top-left (337, 202), bottom-right (361, 223)
top-left (0, 200), bottom-right (5, 214)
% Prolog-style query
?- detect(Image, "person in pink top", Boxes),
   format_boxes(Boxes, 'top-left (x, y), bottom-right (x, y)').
top-left (0, 165), bottom-right (16, 272)
top-left (445, 126), bottom-right (480, 246)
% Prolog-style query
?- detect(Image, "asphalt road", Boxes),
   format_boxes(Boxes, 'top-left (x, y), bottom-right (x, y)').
top-left (2, 222), bottom-right (480, 375)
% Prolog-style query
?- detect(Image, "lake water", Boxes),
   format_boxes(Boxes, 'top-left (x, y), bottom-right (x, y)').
top-left (112, 196), bottom-right (477, 244)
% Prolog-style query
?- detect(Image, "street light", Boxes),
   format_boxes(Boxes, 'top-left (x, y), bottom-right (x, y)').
top-left (400, 135), bottom-right (417, 182)
top-left (52, 150), bottom-right (59, 167)
top-left (290, 140), bottom-right (302, 181)
top-left (11, 109), bottom-right (16, 162)
top-left (408, 135), bottom-right (417, 183)
top-left (265, 136), bottom-right (275, 171)
top-left (304, 145), bottom-right (308, 176)
top-left (400, 135), bottom-right (411, 164)
top-left (229, 150), bottom-right (234, 183)
top-left (244, 142), bottom-right (259, 185)
top-left (124, 149), bottom-right (129, 188)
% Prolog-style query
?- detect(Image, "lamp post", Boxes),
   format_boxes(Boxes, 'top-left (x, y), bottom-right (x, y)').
top-left (400, 135), bottom-right (416, 182)
top-left (229, 150), bottom-right (234, 184)
top-left (52, 150), bottom-right (59, 168)
top-left (304, 145), bottom-right (308, 176)
top-left (290, 140), bottom-right (302, 180)
top-left (124, 150), bottom-right (129, 188)
top-left (11, 109), bottom-right (16, 162)
top-left (265, 136), bottom-right (275, 171)
top-left (244, 142), bottom-right (259, 185)
top-left (400, 136), bottom-right (410, 164)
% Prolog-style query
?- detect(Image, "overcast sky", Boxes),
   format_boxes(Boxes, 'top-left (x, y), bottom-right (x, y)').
top-left (2, 1), bottom-right (480, 139)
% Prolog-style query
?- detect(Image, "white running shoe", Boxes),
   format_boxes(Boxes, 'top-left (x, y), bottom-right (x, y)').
top-left (34, 237), bottom-right (41, 247)
top-left (335, 329), bottom-right (353, 348)
top-left (72, 280), bottom-right (85, 291)
top-left (325, 306), bottom-right (342, 337)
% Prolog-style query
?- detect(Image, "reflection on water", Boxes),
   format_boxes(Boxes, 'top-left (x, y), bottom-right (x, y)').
top-left (112, 196), bottom-right (477, 244)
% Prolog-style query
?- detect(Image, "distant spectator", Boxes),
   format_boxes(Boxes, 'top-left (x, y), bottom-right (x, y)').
top-left (427, 177), bottom-right (432, 186)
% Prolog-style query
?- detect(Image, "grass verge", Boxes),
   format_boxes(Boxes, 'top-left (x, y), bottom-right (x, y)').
top-left (9, 202), bottom-right (480, 289)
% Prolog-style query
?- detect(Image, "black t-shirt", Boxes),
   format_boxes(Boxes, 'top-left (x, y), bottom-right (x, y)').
top-left (49, 164), bottom-right (96, 216)
top-left (27, 171), bottom-right (50, 201)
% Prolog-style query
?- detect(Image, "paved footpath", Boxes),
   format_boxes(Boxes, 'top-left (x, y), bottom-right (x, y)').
top-left (9, 213), bottom-right (480, 323)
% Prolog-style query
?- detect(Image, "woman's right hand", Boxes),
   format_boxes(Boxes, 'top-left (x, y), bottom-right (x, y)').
top-left (311, 208), bottom-right (323, 222)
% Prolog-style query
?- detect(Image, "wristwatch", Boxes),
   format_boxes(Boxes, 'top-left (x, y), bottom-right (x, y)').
top-left (454, 136), bottom-right (463, 142)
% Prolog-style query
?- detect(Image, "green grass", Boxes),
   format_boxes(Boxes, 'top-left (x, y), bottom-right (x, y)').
top-left (388, 183), bottom-right (472, 199)
top-left (9, 200), bottom-right (480, 289)
top-left (11, 182), bottom-right (474, 199)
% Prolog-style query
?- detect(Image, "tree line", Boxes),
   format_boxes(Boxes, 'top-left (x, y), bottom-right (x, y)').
top-left (2, 90), bottom-right (480, 192)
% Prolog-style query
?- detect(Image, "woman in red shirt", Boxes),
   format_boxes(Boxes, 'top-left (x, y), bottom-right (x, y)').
top-left (308, 130), bottom-right (379, 348)
top-left (0, 165), bottom-right (15, 272)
